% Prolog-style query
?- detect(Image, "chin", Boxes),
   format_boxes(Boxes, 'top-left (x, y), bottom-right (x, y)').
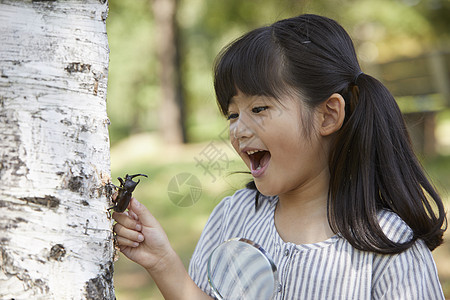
top-left (253, 180), bottom-right (279, 197)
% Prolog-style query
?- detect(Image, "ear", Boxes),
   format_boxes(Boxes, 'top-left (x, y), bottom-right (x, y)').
top-left (318, 93), bottom-right (345, 136)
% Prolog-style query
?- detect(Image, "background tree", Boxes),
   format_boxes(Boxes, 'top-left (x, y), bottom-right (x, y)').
top-left (0, 1), bottom-right (115, 298)
top-left (152, 0), bottom-right (186, 144)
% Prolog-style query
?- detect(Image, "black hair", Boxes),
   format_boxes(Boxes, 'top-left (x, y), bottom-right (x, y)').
top-left (213, 14), bottom-right (447, 254)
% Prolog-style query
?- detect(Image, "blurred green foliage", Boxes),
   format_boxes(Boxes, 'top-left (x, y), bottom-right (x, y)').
top-left (106, 1), bottom-right (450, 298)
top-left (107, 0), bottom-right (158, 143)
top-left (106, 0), bottom-right (450, 145)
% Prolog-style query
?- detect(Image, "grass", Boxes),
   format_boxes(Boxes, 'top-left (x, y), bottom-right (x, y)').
top-left (111, 133), bottom-right (450, 300)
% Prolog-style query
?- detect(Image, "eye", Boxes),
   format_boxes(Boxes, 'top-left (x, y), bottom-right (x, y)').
top-left (227, 112), bottom-right (239, 120)
top-left (251, 106), bottom-right (268, 114)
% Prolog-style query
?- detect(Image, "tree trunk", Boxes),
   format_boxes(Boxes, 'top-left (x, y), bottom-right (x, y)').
top-left (0, 1), bottom-right (115, 299)
top-left (152, 0), bottom-right (187, 144)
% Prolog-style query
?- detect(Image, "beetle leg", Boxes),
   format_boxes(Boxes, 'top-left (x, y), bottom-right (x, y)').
top-left (110, 183), bottom-right (121, 190)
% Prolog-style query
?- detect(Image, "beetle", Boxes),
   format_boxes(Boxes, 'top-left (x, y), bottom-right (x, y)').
top-left (109, 173), bottom-right (148, 213)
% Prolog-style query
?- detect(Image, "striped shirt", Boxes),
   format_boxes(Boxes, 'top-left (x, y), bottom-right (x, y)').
top-left (188, 188), bottom-right (444, 299)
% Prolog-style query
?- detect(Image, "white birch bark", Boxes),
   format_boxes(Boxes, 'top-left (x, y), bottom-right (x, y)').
top-left (0, 1), bottom-right (115, 299)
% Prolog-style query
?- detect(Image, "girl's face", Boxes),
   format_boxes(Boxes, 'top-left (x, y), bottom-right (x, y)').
top-left (228, 91), bottom-right (330, 197)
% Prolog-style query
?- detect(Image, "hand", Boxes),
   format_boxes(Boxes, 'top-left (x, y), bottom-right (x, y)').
top-left (113, 198), bottom-right (214, 300)
top-left (112, 198), bottom-right (173, 272)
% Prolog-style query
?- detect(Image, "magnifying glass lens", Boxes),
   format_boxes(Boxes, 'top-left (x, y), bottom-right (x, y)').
top-left (207, 238), bottom-right (277, 300)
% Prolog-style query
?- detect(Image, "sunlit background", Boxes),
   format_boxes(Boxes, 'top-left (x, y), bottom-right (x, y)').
top-left (106, 0), bottom-right (450, 299)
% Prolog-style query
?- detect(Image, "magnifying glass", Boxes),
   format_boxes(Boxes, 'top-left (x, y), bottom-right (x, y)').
top-left (207, 238), bottom-right (278, 300)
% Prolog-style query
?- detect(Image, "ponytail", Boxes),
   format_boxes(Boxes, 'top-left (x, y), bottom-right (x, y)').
top-left (329, 73), bottom-right (447, 253)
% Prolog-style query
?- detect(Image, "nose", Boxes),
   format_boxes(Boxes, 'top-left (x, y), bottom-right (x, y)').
top-left (230, 117), bottom-right (254, 141)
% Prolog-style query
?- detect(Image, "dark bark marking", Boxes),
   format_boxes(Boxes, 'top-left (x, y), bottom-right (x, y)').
top-left (85, 262), bottom-right (115, 300)
top-left (60, 118), bottom-right (72, 126)
top-left (80, 124), bottom-right (89, 132)
top-left (0, 110), bottom-right (29, 178)
top-left (15, 217), bottom-right (27, 223)
top-left (0, 217), bottom-right (28, 230)
top-left (104, 183), bottom-right (115, 199)
top-left (0, 248), bottom-right (49, 294)
top-left (48, 244), bottom-right (66, 261)
top-left (19, 195), bottom-right (60, 209)
top-left (65, 63), bottom-right (91, 74)
top-left (93, 79), bottom-right (99, 96)
top-left (31, 0), bottom-right (57, 11)
top-left (68, 175), bottom-right (84, 192)
top-left (84, 219), bottom-right (90, 235)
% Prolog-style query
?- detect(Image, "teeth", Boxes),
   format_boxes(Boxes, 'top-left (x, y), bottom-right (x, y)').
top-left (246, 149), bottom-right (264, 155)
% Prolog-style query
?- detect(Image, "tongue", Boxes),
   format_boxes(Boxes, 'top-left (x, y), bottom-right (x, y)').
top-left (251, 151), bottom-right (271, 170)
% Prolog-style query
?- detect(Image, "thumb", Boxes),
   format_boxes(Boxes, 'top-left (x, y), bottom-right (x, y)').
top-left (128, 198), bottom-right (160, 228)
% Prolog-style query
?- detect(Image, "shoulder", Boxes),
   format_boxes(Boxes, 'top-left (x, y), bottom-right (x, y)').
top-left (372, 238), bottom-right (443, 299)
top-left (201, 188), bottom-right (259, 232)
top-left (372, 211), bottom-right (444, 298)
top-left (212, 188), bottom-right (262, 215)
top-left (208, 188), bottom-right (276, 239)
top-left (225, 188), bottom-right (259, 206)
top-left (377, 209), bottom-right (413, 243)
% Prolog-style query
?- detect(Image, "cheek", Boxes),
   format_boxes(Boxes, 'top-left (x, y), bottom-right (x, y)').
top-left (231, 137), bottom-right (239, 153)
top-left (229, 131), bottom-right (251, 168)
top-left (230, 130), bottom-right (241, 154)
top-left (229, 127), bottom-right (238, 150)
top-left (270, 130), bottom-right (308, 167)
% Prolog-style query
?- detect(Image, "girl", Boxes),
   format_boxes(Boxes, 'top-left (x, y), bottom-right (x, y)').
top-left (113, 14), bottom-right (447, 299)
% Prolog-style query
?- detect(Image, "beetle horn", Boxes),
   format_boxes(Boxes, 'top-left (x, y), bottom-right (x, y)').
top-left (128, 174), bottom-right (148, 179)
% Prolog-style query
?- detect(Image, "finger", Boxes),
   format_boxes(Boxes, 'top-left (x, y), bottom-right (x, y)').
top-left (114, 223), bottom-right (145, 243)
top-left (128, 198), bottom-right (160, 228)
top-left (116, 235), bottom-right (140, 248)
top-left (129, 210), bottom-right (139, 221)
top-left (113, 212), bottom-right (142, 231)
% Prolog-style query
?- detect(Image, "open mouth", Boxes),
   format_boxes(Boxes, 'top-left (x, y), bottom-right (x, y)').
top-left (246, 149), bottom-right (271, 177)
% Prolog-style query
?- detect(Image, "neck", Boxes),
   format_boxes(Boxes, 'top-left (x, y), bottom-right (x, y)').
top-left (275, 169), bottom-right (334, 245)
